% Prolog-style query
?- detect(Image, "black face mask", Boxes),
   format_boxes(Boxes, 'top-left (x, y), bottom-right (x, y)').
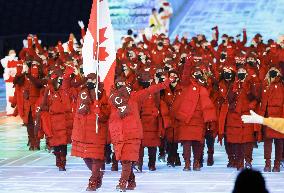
top-left (180, 58), bottom-right (186, 64)
top-left (26, 61), bottom-right (32, 68)
top-left (70, 73), bottom-right (75, 79)
top-left (58, 78), bottom-right (63, 86)
top-left (80, 68), bottom-right (84, 74)
top-left (194, 74), bottom-right (203, 80)
top-left (116, 83), bottom-right (124, 89)
top-left (48, 53), bottom-right (54, 58)
top-left (156, 72), bottom-right (162, 79)
top-left (87, 82), bottom-right (96, 90)
top-left (139, 81), bottom-right (150, 88)
top-left (159, 77), bottom-right (165, 83)
top-left (127, 51), bottom-right (134, 58)
top-left (220, 53), bottom-right (226, 60)
top-left (157, 42), bottom-right (163, 47)
top-left (224, 72), bottom-right (233, 80)
top-left (236, 63), bottom-right (243, 68)
top-left (269, 70), bottom-right (278, 78)
top-left (222, 40), bottom-right (226, 44)
top-left (121, 65), bottom-right (127, 72)
top-left (164, 66), bottom-right (170, 71)
top-left (248, 61), bottom-right (256, 67)
top-left (238, 73), bottom-right (246, 80)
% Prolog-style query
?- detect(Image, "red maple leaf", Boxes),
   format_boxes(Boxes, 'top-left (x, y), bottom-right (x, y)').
top-left (93, 27), bottom-right (109, 62)
top-left (99, 27), bottom-right (108, 45)
top-left (99, 47), bottom-right (109, 61)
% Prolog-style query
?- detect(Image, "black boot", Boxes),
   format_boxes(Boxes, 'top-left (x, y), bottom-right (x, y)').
top-left (175, 154), bottom-right (181, 166)
top-left (111, 154), bottom-right (118, 171)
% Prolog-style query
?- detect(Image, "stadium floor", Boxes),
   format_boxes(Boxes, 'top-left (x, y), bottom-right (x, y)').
top-left (0, 115), bottom-right (283, 193)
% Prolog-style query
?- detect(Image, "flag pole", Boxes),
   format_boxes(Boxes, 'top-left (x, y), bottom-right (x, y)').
top-left (95, 0), bottom-right (100, 133)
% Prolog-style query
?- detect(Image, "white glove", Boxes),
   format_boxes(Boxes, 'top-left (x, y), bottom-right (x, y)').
top-left (78, 20), bottom-right (85, 29)
top-left (241, 110), bottom-right (264, 124)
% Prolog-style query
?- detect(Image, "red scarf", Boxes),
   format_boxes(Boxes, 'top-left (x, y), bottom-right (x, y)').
top-left (77, 88), bottom-right (92, 115)
top-left (110, 86), bottom-right (132, 118)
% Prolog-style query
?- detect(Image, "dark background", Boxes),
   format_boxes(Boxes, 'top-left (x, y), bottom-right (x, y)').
top-left (0, 0), bottom-right (93, 76)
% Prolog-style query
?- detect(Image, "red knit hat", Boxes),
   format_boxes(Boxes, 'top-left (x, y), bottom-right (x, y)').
top-left (124, 37), bottom-right (134, 44)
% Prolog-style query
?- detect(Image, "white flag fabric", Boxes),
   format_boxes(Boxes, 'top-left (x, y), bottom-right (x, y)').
top-left (82, 0), bottom-right (116, 96)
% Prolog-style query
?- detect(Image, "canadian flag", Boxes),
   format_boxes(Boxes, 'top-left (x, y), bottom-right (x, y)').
top-left (82, 0), bottom-right (116, 96)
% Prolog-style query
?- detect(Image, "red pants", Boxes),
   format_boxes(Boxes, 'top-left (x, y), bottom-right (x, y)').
top-left (27, 110), bottom-right (39, 149)
top-left (225, 142), bottom-right (254, 163)
top-left (121, 161), bottom-right (134, 181)
top-left (182, 140), bottom-right (202, 162)
top-left (83, 158), bottom-right (104, 175)
top-left (264, 138), bottom-right (283, 161)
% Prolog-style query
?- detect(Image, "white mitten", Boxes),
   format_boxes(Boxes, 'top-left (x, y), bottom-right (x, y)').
top-left (241, 110), bottom-right (264, 124)
top-left (78, 20), bottom-right (85, 29)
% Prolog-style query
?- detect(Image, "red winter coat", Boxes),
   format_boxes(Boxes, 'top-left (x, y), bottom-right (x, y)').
top-left (14, 75), bottom-right (41, 124)
top-left (223, 81), bottom-right (257, 143)
top-left (161, 86), bottom-right (183, 142)
top-left (71, 88), bottom-right (110, 160)
top-left (173, 80), bottom-right (217, 142)
top-left (109, 80), bottom-right (170, 161)
top-left (258, 78), bottom-right (284, 139)
top-left (40, 85), bottom-right (73, 147)
top-left (140, 92), bottom-right (161, 147)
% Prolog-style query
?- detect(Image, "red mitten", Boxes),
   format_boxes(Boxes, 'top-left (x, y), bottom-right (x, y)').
top-left (64, 66), bottom-right (74, 78)
top-left (27, 35), bottom-right (33, 49)
top-left (217, 134), bottom-right (224, 145)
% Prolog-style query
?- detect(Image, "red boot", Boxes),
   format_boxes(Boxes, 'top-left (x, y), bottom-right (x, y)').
top-left (59, 153), bottom-right (66, 171)
top-left (272, 160), bottom-right (281, 172)
top-left (53, 151), bottom-right (61, 168)
top-left (183, 160), bottom-right (191, 171)
top-left (207, 148), bottom-right (214, 166)
top-left (264, 159), bottom-right (271, 172)
top-left (86, 175), bottom-right (99, 191)
top-left (237, 159), bottom-right (244, 171)
top-left (227, 156), bottom-right (235, 168)
top-left (116, 179), bottom-right (127, 192)
top-left (126, 172), bottom-right (136, 190)
top-left (193, 160), bottom-right (201, 171)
